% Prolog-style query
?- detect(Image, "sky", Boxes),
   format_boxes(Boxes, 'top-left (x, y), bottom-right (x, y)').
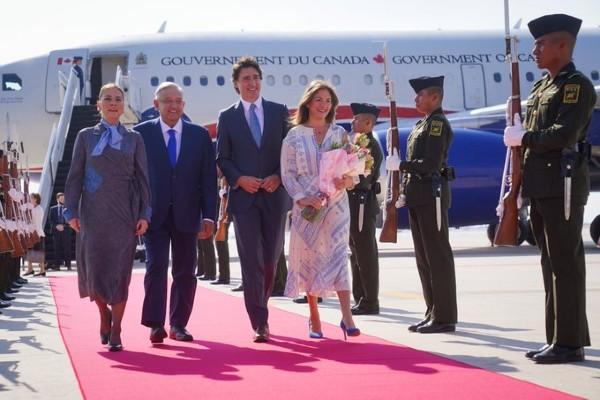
top-left (1, 0), bottom-right (599, 65)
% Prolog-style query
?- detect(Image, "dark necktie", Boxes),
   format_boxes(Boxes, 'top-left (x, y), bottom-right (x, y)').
top-left (167, 129), bottom-right (177, 167)
top-left (249, 103), bottom-right (262, 147)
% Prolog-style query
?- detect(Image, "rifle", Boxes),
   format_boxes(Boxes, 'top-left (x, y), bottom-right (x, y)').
top-left (493, 0), bottom-right (522, 246)
top-left (215, 177), bottom-right (229, 242)
top-left (1, 149), bottom-right (25, 257)
top-left (379, 42), bottom-right (402, 243)
top-left (0, 150), bottom-right (15, 254)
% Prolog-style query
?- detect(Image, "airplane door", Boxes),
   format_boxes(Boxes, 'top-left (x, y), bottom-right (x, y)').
top-left (45, 49), bottom-right (89, 112)
top-left (460, 64), bottom-right (487, 110)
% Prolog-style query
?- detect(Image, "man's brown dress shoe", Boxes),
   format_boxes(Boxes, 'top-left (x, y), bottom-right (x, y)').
top-left (169, 326), bottom-right (193, 341)
top-left (150, 326), bottom-right (168, 344)
top-left (253, 325), bottom-right (270, 343)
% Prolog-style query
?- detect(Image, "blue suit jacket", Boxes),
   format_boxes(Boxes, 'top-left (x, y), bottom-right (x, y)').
top-left (135, 118), bottom-right (217, 233)
top-left (216, 99), bottom-right (292, 214)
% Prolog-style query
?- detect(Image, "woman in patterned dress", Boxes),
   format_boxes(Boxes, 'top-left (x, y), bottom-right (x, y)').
top-left (281, 80), bottom-right (360, 339)
top-left (64, 83), bottom-right (151, 351)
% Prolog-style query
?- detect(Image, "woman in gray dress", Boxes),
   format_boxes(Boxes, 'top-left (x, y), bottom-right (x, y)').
top-left (64, 83), bottom-right (151, 352)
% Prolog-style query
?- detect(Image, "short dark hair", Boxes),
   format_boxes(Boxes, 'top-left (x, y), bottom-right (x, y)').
top-left (231, 56), bottom-right (262, 93)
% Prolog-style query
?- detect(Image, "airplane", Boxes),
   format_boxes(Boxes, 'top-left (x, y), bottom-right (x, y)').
top-left (1, 29), bottom-right (599, 243)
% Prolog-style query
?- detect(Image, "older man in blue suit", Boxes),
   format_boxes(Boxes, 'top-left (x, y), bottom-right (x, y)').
top-left (136, 82), bottom-right (217, 343)
top-left (217, 56), bottom-right (291, 342)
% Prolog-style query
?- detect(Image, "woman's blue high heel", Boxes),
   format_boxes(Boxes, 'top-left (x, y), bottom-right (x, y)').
top-left (340, 320), bottom-right (360, 341)
top-left (309, 321), bottom-right (323, 339)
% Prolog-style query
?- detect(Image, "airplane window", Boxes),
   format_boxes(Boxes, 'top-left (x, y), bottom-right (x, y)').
top-left (183, 76), bottom-right (192, 86)
top-left (526, 72), bottom-right (534, 82)
top-left (2, 73), bottom-right (22, 91)
top-left (592, 71), bottom-right (599, 81)
top-left (332, 75), bottom-right (341, 85)
top-left (299, 75), bottom-right (308, 86)
top-left (493, 73), bottom-right (502, 83)
top-left (282, 75), bottom-right (291, 86)
top-left (315, 74), bottom-right (324, 81)
top-left (150, 77), bottom-right (159, 87)
top-left (166, 76), bottom-right (175, 82)
top-left (200, 76), bottom-right (208, 86)
top-left (266, 75), bottom-right (275, 86)
top-left (217, 76), bottom-right (225, 86)
top-left (364, 74), bottom-right (373, 85)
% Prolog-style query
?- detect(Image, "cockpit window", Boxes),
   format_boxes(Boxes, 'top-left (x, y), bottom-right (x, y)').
top-left (2, 73), bottom-right (22, 91)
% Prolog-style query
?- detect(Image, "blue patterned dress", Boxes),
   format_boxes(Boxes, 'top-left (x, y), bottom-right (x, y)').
top-left (281, 124), bottom-right (351, 297)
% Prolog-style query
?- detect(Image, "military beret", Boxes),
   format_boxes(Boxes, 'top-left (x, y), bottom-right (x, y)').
top-left (408, 76), bottom-right (444, 93)
top-left (350, 102), bottom-right (380, 118)
top-left (527, 14), bottom-right (582, 39)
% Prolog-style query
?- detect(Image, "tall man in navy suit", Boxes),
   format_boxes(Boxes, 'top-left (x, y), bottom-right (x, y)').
top-left (217, 56), bottom-right (291, 342)
top-left (136, 82), bottom-right (217, 343)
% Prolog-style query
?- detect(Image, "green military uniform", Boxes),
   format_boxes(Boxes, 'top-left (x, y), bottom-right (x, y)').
top-left (348, 130), bottom-right (383, 312)
top-left (521, 61), bottom-right (595, 348)
top-left (401, 106), bottom-right (457, 325)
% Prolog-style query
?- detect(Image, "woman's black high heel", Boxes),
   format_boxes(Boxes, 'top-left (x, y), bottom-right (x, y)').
top-left (100, 310), bottom-right (112, 345)
top-left (340, 320), bottom-right (360, 341)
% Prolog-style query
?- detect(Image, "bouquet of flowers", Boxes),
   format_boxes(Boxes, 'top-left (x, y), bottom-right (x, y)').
top-left (301, 133), bottom-right (374, 222)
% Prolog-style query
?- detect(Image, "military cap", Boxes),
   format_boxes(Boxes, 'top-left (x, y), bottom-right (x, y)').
top-left (73, 56), bottom-right (83, 61)
top-left (408, 76), bottom-right (444, 93)
top-left (527, 14), bottom-right (582, 39)
top-left (350, 102), bottom-right (380, 118)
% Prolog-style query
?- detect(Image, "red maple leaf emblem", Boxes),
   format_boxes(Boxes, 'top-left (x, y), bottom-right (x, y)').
top-left (373, 54), bottom-right (385, 64)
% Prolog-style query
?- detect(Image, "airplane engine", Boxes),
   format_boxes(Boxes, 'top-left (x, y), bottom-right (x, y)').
top-left (376, 126), bottom-right (510, 234)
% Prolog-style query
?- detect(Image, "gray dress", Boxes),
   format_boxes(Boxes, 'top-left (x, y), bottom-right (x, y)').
top-left (64, 124), bottom-right (151, 304)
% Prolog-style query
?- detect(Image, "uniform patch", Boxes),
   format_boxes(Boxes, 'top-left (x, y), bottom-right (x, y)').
top-left (563, 84), bottom-right (580, 104)
top-left (430, 120), bottom-right (443, 136)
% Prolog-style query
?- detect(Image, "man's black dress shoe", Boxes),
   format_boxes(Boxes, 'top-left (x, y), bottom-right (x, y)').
top-left (198, 275), bottom-right (216, 281)
top-left (211, 279), bottom-right (230, 285)
top-left (525, 344), bottom-right (551, 359)
top-left (351, 307), bottom-right (379, 316)
top-left (108, 342), bottom-right (123, 352)
top-left (417, 321), bottom-right (456, 334)
top-left (6, 287), bottom-right (19, 294)
top-left (292, 295), bottom-right (322, 304)
top-left (169, 326), bottom-right (193, 341)
top-left (253, 325), bottom-right (270, 343)
top-left (231, 284), bottom-right (244, 292)
top-left (17, 276), bottom-right (29, 283)
top-left (0, 300), bottom-right (11, 308)
top-left (0, 293), bottom-right (15, 301)
top-left (33, 272), bottom-right (46, 277)
top-left (11, 282), bottom-right (23, 289)
top-left (532, 344), bottom-right (585, 364)
top-left (408, 318), bottom-right (431, 332)
top-left (149, 326), bottom-right (168, 344)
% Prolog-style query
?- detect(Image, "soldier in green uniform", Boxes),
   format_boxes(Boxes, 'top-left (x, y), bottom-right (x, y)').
top-left (348, 103), bottom-right (384, 316)
top-left (386, 76), bottom-right (457, 333)
top-left (504, 14), bottom-right (595, 364)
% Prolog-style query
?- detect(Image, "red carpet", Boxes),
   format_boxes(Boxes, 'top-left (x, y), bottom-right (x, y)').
top-left (50, 274), bottom-right (577, 400)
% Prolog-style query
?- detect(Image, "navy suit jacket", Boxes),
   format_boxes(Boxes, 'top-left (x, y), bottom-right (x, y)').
top-left (216, 99), bottom-right (292, 214)
top-left (135, 118), bottom-right (217, 233)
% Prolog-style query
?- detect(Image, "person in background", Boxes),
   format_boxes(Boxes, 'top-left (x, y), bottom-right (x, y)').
top-left (48, 193), bottom-right (72, 270)
top-left (23, 193), bottom-right (46, 277)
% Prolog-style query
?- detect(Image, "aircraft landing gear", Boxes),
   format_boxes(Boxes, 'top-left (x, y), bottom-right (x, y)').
top-left (591, 215), bottom-right (600, 246)
top-left (486, 219), bottom-right (531, 246)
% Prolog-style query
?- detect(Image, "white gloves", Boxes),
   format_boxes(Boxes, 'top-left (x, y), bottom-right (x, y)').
top-left (385, 148), bottom-right (401, 171)
top-left (503, 114), bottom-right (525, 147)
